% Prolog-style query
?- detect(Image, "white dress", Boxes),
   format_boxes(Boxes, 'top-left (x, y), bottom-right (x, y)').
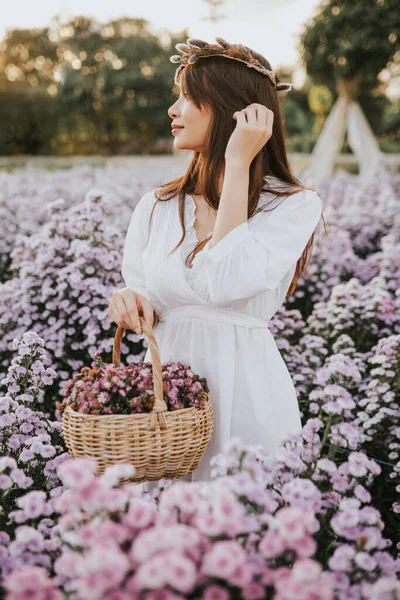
top-left (121, 177), bottom-right (322, 488)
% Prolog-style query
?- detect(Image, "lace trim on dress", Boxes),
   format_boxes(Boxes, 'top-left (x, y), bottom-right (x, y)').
top-left (184, 194), bottom-right (199, 258)
top-left (182, 194), bottom-right (213, 283)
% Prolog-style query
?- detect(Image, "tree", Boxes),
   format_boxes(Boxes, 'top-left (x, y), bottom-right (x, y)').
top-left (0, 15), bottom-right (188, 154)
top-left (299, 0), bottom-right (400, 95)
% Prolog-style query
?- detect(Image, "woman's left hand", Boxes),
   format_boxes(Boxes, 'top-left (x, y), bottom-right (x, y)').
top-left (225, 103), bottom-right (274, 167)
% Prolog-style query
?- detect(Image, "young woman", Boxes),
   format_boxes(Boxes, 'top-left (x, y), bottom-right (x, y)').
top-left (108, 38), bottom-right (324, 487)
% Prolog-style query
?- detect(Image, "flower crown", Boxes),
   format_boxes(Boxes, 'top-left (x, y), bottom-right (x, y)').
top-left (170, 37), bottom-right (292, 93)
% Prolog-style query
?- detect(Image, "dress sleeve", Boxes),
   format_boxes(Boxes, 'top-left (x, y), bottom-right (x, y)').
top-left (121, 190), bottom-right (153, 302)
top-left (193, 189), bottom-right (322, 306)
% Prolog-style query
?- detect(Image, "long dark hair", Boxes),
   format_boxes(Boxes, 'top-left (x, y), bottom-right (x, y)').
top-left (144, 48), bottom-right (326, 296)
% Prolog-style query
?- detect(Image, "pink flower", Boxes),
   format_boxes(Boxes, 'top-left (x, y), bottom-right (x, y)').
top-left (201, 585), bottom-right (230, 600)
top-left (291, 558), bottom-right (322, 581)
top-left (228, 562), bottom-right (253, 587)
top-left (354, 484), bottom-right (371, 503)
top-left (16, 490), bottom-right (47, 519)
top-left (163, 551), bottom-right (197, 594)
top-left (74, 479), bottom-right (108, 511)
top-left (275, 567), bottom-right (334, 600)
top-left (0, 474), bottom-right (13, 490)
top-left (328, 545), bottom-right (355, 571)
top-left (365, 577), bottom-right (400, 599)
top-left (259, 566), bottom-right (276, 585)
top-left (100, 462), bottom-right (135, 487)
top-left (194, 512), bottom-right (224, 537)
top-left (291, 535), bottom-right (317, 558)
top-left (331, 508), bottom-right (360, 536)
top-left (316, 459), bottom-right (337, 474)
top-left (71, 544), bottom-right (130, 597)
top-left (201, 540), bottom-right (246, 580)
top-left (0, 456), bottom-right (17, 471)
top-left (104, 592), bottom-right (133, 600)
top-left (54, 550), bottom-right (82, 576)
top-left (212, 488), bottom-right (245, 529)
top-left (354, 551), bottom-right (377, 571)
top-left (275, 576), bottom-right (307, 599)
top-left (259, 530), bottom-right (286, 558)
top-left (347, 456), bottom-right (368, 478)
top-left (178, 484), bottom-right (199, 513)
top-left (134, 552), bottom-right (170, 590)
top-left (4, 566), bottom-right (63, 599)
top-left (242, 581), bottom-right (265, 599)
top-left (281, 478), bottom-right (322, 512)
top-left (57, 457), bottom-right (98, 489)
top-left (124, 498), bottom-right (157, 529)
top-left (131, 525), bottom-right (201, 564)
top-left (75, 568), bottom-right (127, 599)
top-left (14, 526), bottom-right (44, 551)
top-left (273, 506), bottom-right (318, 542)
top-left (145, 591), bottom-right (186, 600)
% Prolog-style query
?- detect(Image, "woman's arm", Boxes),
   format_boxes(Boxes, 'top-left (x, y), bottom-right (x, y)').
top-left (209, 160), bottom-right (250, 249)
top-left (188, 189), bottom-right (322, 306)
top-left (210, 102), bottom-right (272, 249)
top-left (121, 191), bottom-right (152, 302)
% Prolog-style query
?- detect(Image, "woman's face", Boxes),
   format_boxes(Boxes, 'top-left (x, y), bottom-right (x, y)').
top-left (168, 84), bottom-right (212, 153)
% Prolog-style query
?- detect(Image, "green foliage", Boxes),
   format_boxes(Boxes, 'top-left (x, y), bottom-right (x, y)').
top-left (299, 0), bottom-right (400, 92)
top-left (0, 16), bottom-right (189, 155)
top-left (308, 85), bottom-right (333, 134)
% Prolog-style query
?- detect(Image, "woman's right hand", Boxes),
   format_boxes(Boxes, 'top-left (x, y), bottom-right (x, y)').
top-left (107, 287), bottom-right (156, 335)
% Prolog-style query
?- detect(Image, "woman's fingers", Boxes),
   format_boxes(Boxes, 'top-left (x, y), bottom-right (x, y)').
top-left (265, 107), bottom-right (274, 129)
top-left (243, 104), bottom-right (258, 126)
top-left (111, 290), bottom-right (141, 334)
top-left (141, 300), bottom-right (155, 330)
top-left (124, 291), bottom-right (144, 333)
top-left (233, 111), bottom-right (247, 126)
top-left (108, 288), bottom-right (158, 336)
top-left (238, 103), bottom-right (271, 129)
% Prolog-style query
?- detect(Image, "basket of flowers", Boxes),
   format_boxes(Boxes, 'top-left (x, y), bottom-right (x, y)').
top-left (59, 317), bottom-right (214, 483)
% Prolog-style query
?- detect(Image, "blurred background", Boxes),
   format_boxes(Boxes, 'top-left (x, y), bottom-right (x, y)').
top-left (0, 0), bottom-right (399, 173)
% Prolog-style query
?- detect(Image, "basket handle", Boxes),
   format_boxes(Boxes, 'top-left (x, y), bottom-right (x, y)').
top-left (112, 316), bottom-right (168, 431)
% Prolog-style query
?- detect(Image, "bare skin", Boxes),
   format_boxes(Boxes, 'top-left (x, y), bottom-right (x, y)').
top-left (190, 194), bottom-right (217, 244)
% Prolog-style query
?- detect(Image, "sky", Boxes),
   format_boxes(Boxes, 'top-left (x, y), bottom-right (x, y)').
top-left (2, 0), bottom-right (399, 97)
top-left (2, 0), bottom-right (322, 88)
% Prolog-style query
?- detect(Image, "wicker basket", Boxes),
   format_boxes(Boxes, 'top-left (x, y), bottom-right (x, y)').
top-left (62, 316), bottom-right (214, 483)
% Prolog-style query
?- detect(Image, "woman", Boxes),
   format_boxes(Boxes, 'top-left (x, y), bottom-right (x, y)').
top-left (108, 37), bottom-right (324, 487)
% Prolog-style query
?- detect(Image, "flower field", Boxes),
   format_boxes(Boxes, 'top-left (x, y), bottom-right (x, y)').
top-left (0, 162), bottom-right (399, 599)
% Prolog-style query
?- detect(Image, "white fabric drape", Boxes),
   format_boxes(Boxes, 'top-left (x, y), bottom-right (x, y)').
top-left (347, 101), bottom-right (381, 181)
top-left (305, 96), bottom-right (382, 183)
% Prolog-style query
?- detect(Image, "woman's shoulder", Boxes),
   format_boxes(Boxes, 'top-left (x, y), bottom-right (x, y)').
top-left (135, 188), bottom-right (157, 207)
top-left (259, 177), bottom-right (322, 214)
top-left (133, 188), bottom-right (159, 218)
top-left (280, 186), bottom-right (322, 212)
top-left (253, 180), bottom-right (322, 234)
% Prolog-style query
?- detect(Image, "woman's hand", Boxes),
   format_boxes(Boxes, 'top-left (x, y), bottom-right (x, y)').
top-left (107, 287), bottom-right (156, 335)
top-left (225, 103), bottom-right (274, 168)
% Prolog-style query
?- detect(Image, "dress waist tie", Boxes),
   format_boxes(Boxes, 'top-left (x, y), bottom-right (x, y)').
top-left (157, 304), bottom-right (270, 330)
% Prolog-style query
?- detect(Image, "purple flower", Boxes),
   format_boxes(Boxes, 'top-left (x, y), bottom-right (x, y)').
top-left (16, 491), bottom-right (47, 520)
top-left (0, 475), bottom-right (13, 490)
